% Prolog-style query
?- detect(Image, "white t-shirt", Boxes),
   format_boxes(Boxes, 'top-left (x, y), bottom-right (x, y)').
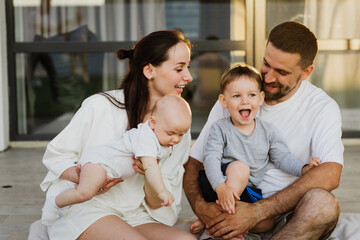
top-left (190, 81), bottom-right (344, 197)
top-left (78, 120), bottom-right (172, 179)
top-left (40, 90), bottom-right (191, 238)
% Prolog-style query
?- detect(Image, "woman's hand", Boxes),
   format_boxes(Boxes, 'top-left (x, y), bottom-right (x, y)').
top-left (132, 157), bottom-right (145, 175)
top-left (96, 177), bottom-right (124, 194)
top-left (76, 164), bottom-right (124, 195)
top-left (132, 156), bottom-right (160, 175)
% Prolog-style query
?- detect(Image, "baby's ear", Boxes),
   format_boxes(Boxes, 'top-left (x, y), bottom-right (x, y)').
top-left (219, 94), bottom-right (227, 109)
top-left (149, 116), bottom-right (156, 130)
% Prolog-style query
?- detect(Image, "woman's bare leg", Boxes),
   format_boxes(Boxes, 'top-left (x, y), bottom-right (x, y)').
top-left (77, 215), bottom-right (148, 240)
top-left (135, 222), bottom-right (197, 240)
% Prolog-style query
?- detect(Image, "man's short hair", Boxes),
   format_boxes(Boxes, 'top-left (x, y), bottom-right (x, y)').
top-left (268, 21), bottom-right (318, 69)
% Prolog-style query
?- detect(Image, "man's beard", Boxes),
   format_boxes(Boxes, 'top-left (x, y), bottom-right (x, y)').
top-left (262, 74), bottom-right (301, 101)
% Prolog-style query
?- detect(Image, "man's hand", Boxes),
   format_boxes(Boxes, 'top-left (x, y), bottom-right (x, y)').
top-left (207, 201), bottom-right (260, 239)
top-left (215, 183), bottom-right (240, 214)
top-left (196, 201), bottom-right (224, 226)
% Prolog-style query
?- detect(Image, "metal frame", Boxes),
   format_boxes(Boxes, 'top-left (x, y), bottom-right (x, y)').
top-left (6, 1), bottom-right (359, 140)
top-left (6, 1), bottom-right (247, 140)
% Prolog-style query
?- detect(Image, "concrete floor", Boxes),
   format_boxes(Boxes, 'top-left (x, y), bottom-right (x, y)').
top-left (0, 140), bottom-right (359, 240)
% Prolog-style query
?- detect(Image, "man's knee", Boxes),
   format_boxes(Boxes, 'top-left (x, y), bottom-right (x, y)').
top-left (298, 188), bottom-right (340, 232)
top-left (301, 188), bottom-right (340, 217)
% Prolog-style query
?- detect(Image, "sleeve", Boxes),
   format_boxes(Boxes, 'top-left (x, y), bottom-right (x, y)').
top-left (190, 100), bottom-right (229, 162)
top-left (132, 124), bottom-right (159, 159)
top-left (311, 100), bottom-right (344, 165)
top-left (142, 130), bottom-right (192, 226)
top-left (268, 126), bottom-right (304, 177)
top-left (203, 122), bottom-right (227, 190)
top-left (40, 94), bottom-right (126, 191)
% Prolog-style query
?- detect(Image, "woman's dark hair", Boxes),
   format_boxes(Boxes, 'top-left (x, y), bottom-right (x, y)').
top-left (102, 30), bottom-right (191, 129)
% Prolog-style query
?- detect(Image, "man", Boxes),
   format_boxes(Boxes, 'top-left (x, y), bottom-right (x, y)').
top-left (184, 21), bottom-right (344, 240)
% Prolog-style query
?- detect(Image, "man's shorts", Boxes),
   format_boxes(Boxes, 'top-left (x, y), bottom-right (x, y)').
top-left (198, 162), bottom-right (263, 203)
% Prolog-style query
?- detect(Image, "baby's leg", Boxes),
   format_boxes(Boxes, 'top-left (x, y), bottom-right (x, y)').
top-left (135, 222), bottom-right (197, 240)
top-left (190, 218), bottom-right (205, 234)
top-left (225, 161), bottom-right (250, 197)
top-left (56, 163), bottom-right (107, 207)
top-left (41, 180), bottom-right (75, 226)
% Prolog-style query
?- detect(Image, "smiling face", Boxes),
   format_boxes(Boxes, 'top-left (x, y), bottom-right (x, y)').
top-left (148, 42), bottom-right (192, 99)
top-left (261, 42), bottom-right (313, 105)
top-left (219, 76), bottom-right (264, 133)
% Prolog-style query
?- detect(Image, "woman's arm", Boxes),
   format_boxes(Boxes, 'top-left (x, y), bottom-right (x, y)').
top-left (41, 92), bottom-right (128, 191)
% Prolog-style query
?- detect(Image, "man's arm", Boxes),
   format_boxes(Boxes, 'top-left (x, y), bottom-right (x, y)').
top-left (183, 156), bottom-right (223, 225)
top-left (207, 161), bottom-right (342, 239)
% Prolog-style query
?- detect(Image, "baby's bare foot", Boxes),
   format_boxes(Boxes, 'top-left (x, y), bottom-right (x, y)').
top-left (190, 219), bottom-right (205, 234)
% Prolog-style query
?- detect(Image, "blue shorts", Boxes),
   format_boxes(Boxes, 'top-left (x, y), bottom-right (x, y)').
top-left (198, 162), bottom-right (263, 203)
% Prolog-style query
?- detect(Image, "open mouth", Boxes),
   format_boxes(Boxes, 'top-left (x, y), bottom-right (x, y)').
top-left (176, 85), bottom-right (185, 92)
top-left (239, 109), bottom-right (251, 119)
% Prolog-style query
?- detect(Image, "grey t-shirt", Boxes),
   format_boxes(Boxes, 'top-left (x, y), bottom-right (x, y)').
top-left (204, 117), bottom-right (304, 190)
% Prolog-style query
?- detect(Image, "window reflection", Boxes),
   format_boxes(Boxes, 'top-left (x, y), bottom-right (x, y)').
top-left (16, 52), bottom-right (124, 135)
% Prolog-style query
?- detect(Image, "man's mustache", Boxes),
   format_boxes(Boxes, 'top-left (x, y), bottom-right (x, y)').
top-left (263, 82), bottom-right (283, 88)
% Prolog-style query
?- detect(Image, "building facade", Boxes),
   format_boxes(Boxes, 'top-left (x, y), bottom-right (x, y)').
top-left (1, 0), bottom-right (360, 151)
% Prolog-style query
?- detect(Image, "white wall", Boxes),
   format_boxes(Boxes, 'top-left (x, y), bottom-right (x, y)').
top-left (0, 0), bottom-right (10, 151)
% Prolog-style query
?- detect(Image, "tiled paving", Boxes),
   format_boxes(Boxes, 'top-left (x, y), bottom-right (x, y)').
top-left (0, 140), bottom-right (359, 240)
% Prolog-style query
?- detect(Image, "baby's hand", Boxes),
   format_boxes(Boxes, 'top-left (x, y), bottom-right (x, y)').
top-left (158, 190), bottom-right (175, 207)
top-left (302, 157), bottom-right (322, 175)
top-left (215, 183), bottom-right (240, 215)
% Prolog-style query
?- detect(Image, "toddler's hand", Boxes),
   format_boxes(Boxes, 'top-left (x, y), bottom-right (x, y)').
top-left (215, 183), bottom-right (240, 214)
top-left (309, 157), bottom-right (322, 168)
top-left (158, 190), bottom-right (175, 207)
top-left (302, 157), bottom-right (322, 175)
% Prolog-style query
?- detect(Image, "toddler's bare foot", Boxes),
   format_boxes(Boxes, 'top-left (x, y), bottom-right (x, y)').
top-left (190, 218), bottom-right (205, 234)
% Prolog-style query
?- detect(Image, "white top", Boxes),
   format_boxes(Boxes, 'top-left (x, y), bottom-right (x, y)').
top-left (190, 81), bottom-right (344, 197)
top-left (78, 120), bottom-right (172, 179)
top-left (40, 90), bottom-right (191, 226)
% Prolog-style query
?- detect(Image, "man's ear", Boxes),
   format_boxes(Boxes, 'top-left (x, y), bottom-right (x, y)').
top-left (259, 91), bottom-right (265, 106)
top-left (143, 64), bottom-right (155, 80)
top-left (149, 116), bottom-right (156, 130)
top-left (300, 65), bottom-right (314, 81)
top-left (219, 94), bottom-right (227, 109)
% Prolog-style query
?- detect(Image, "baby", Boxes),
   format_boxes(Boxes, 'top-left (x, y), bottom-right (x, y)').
top-left (42, 94), bottom-right (192, 226)
top-left (191, 65), bottom-right (321, 235)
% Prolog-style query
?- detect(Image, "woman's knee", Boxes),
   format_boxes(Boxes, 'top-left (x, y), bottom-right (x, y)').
top-left (171, 232), bottom-right (197, 240)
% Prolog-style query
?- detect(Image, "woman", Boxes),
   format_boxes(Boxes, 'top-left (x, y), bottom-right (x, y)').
top-left (40, 30), bottom-right (195, 240)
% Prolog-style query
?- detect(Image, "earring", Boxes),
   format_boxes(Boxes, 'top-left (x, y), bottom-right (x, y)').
top-left (150, 77), bottom-right (154, 80)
